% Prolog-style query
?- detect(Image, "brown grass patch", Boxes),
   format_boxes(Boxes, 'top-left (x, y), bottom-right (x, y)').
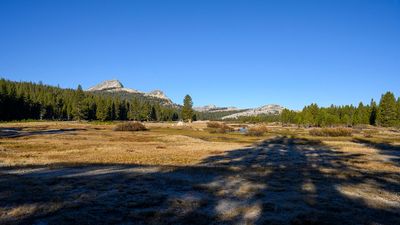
top-left (309, 128), bottom-right (352, 137)
top-left (1, 121), bottom-right (400, 224)
top-left (0, 122), bottom-right (245, 166)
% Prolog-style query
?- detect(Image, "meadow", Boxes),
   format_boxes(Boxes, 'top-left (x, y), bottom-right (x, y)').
top-left (0, 121), bottom-right (399, 224)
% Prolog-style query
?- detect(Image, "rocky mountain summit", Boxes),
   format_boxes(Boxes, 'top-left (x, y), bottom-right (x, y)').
top-left (87, 80), bottom-right (141, 93)
top-left (87, 80), bottom-right (122, 91)
top-left (145, 90), bottom-right (170, 101)
top-left (194, 104), bottom-right (217, 112)
top-left (87, 80), bottom-right (173, 104)
top-left (222, 104), bottom-right (284, 119)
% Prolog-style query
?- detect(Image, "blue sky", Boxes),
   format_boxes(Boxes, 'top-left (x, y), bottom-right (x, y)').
top-left (1, 0), bottom-right (399, 110)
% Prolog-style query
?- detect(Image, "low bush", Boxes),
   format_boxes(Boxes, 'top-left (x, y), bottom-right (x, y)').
top-left (207, 122), bottom-right (222, 128)
top-left (113, 122), bottom-right (147, 132)
top-left (353, 124), bottom-right (369, 130)
top-left (309, 128), bottom-right (352, 137)
top-left (362, 129), bottom-right (379, 138)
top-left (246, 125), bottom-right (269, 136)
top-left (207, 122), bottom-right (234, 133)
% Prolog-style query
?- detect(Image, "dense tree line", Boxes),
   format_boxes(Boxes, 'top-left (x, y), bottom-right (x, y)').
top-left (222, 92), bottom-right (399, 128)
top-left (0, 79), bottom-right (180, 122)
top-left (279, 92), bottom-right (400, 127)
top-left (1, 79), bottom-right (399, 127)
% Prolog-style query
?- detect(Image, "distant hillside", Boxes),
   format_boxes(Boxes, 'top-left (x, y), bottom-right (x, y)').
top-left (194, 104), bottom-right (240, 112)
top-left (87, 80), bottom-right (179, 107)
top-left (0, 78), bottom-right (181, 122)
top-left (195, 109), bottom-right (246, 121)
top-left (193, 104), bottom-right (284, 120)
top-left (222, 104), bottom-right (284, 120)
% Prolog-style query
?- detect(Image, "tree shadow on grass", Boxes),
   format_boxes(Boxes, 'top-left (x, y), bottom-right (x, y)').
top-left (352, 138), bottom-right (400, 165)
top-left (0, 128), bottom-right (86, 138)
top-left (0, 137), bottom-right (399, 225)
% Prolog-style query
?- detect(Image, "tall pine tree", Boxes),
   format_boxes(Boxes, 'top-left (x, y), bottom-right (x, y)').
top-left (397, 97), bottom-right (400, 126)
top-left (369, 99), bottom-right (378, 126)
top-left (72, 85), bottom-right (86, 120)
top-left (377, 92), bottom-right (397, 127)
top-left (181, 95), bottom-right (193, 122)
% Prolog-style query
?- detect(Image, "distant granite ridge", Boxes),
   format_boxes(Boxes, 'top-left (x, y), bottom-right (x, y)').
top-left (88, 80), bottom-right (285, 115)
top-left (194, 104), bottom-right (240, 112)
top-left (87, 80), bottom-right (173, 105)
top-left (222, 104), bottom-right (284, 119)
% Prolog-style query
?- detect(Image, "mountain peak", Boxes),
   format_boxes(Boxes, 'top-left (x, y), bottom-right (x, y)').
top-left (148, 90), bottom-right (165, 97)
top-left (145, 90), bottom-right (171, 102)
top-left (88, 80), bottom-right (123, 91)
top-left (87, 80), bottom-right (174, 105)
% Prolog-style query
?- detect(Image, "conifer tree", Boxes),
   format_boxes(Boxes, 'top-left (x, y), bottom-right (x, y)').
top-left (96, 99), bottom-right (109, 121)
top-left (127, 99), bottom-right (140, 121)
top-left (352, 102), bottom-right (369, 125)
top-left (172, 112), bottom-right (179, 121)
top-left (140, 102), bottom-right (151, 121)
top-left (110, 101), bottom-right (116, 120)
top-left (72, 85), bottom-right (86, 120)
top-left (370, 99), bottom-right (378, 125)
top-left (192, 113), bottom-right (197, 122)
top-left (377, 92), bottom-right (397, 127)
top-left (150, 106), bottom-right (157, 121)
top-left (181, 95), bottom-right (193, 122)
top-left (397, 97), bottom-right (400, 124)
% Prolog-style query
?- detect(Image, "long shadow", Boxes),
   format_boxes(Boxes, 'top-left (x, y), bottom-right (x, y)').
top-left (0, 128), bottom-right (86, 138)
top-left (200, 137), bottom-right (400, 224)
top-left (353, 138), bottom-right (400, 165)
top-left (0, 137), bottom-right (399, 224)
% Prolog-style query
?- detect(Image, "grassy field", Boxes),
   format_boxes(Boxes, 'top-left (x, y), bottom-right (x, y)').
top-left (0, 121), bottom-right (399, 224)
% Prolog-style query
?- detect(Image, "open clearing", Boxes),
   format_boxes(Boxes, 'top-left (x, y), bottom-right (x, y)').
top-left (0, 122), bottom-right (399, 224)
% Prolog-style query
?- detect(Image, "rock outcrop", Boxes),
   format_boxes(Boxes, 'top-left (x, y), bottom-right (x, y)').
top-left (87, 80), bottom-right (141, 93)
top-left (222, 104), bottom-right (284, 119)
top-left (194, 104), bottom-right (239, 112)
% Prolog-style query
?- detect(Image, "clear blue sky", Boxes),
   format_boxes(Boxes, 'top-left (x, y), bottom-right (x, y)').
top-left (1, 0), bottom-right (399, 110)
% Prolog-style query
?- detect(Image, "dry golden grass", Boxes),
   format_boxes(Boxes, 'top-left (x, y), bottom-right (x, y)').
top-left (1, 121), bottom-right (400, 224)
top-left (309, 127), bottom-right (353, 137)
top-left (0, 121), bottom-right (249, 166)
top-left (0, 121), bottom-right (399, 168)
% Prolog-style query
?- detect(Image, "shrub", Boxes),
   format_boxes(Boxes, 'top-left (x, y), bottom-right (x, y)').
top-left (206, 122), bottom-right (222, 128)
top-left (309, 128), bottom-right (352, 137)
top-left (246, 125), bottom-right (269, 136)
top-left (362, 129), bottom-right (379, 138)
top-left (113, 122), bottom-right (147, 131)
top-left (207, 122), bottom-right (234, 133)
top-left (353, 124), bottom-right (369, 130)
